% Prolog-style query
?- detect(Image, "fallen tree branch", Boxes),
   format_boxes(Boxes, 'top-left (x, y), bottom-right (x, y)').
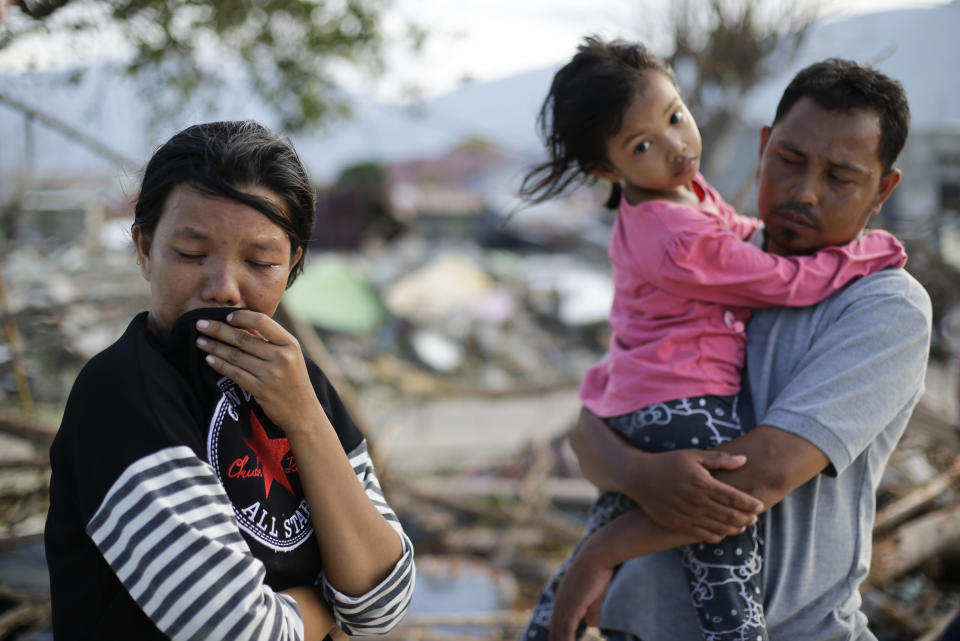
top-left (0, 412), bottom-right (56, 447)
top-left (0, 588), bottom-right (50, 638)
top-left (0, 531), bottom-right (45, 552)
top-left (870, 503), bottom-right (960, 584)
top-left (400, 478), bottom-right (585, 541)
top-left (865, 587), bottom-right (932, 637)
top-left (875, 456), bottom-right (960, 534)
top-left (407, 476), bottom-right (597, 508)
top-left (917, 604), bottom-right (960, 641)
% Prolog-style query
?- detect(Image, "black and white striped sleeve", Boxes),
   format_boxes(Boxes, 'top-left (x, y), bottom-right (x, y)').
top-left (320, 440), bottom-right (415, 635)
top-left (87, 446), bottom-right (305, 641)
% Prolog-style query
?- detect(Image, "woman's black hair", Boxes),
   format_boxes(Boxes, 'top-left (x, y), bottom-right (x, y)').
top-left (519, 36), bottom-right (676, 210)
top-left (133, 120), bottom-right (315, 287)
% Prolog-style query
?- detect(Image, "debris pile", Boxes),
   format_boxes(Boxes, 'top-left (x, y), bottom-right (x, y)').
top-left (1, 214), bottom-right (960, 641)
top-left (282, 235), bottom-right (614, 395)
top-left (862, 397), bottom-right (960, 641)
top-left (375, 401), bottom-right (960, 641)
top-left (0, 412), bottom-right (55, 640)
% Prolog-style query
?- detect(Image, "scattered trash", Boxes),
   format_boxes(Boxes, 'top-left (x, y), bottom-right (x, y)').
top-left (410, 329), bottom-right (466, 373)
top-left (385, 252), bottom-right (494, 324)
top-left (2, 168), bottom-right (959, 641)
top-left (285, 255), bottom-right (386, 334)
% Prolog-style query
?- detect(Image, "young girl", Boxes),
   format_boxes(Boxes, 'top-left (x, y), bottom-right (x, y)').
top-left (518, 37), bottom-right (907, 641)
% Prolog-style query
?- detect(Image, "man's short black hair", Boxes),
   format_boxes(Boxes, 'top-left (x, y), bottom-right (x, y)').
top-left (774, 59), bottom-right (910, 174)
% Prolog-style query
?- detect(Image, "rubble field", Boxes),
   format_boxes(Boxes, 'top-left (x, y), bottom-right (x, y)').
top-left (2, 223), bottom-right (960, 641)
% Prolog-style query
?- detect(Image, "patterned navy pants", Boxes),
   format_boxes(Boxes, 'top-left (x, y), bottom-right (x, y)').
top-left (520, 396), bottom-right (768, 641)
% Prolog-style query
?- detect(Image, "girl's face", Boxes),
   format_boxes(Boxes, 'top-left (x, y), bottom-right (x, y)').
top-left (132, 183), bottom-right (303, 338)
top-left (598, 71), bottom-right (702, 203)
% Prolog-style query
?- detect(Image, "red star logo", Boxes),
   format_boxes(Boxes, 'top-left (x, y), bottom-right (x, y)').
top-left (244, 411), bottom-right (294, 499)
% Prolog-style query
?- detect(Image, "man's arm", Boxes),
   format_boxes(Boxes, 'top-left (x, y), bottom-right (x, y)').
top-left (712, 425), bottom-right (829, 507)
top-left (573, 409), bottom-right (827, 515)
top-left (571, 408), bottom-right (766, 541)
top-left (575, 273), bottom-right (931, 524)
top-left (553, 428), bottom-right (827, 641)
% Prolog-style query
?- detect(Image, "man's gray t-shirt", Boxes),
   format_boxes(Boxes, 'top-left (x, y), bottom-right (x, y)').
top-left (599, 268), bottom-right (932, 641)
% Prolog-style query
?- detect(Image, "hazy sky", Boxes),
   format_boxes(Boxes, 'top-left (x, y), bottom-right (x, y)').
top-left (0, 0), bottom-right (952, 103)
top-left (376, 0), bottom-right (952, 101)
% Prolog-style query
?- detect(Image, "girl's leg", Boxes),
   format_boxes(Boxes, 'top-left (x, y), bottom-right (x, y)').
top-left (681, 521), bottom-right (766, 641)
top-left (520, 490), bottom-right (637, 641)
top-left (610, 397), bottom-right (768, 641)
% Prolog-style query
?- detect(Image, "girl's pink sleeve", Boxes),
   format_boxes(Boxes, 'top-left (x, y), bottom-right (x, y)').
top-left (697, 177), bottom-right (761, 240)
top-left (713, 199), bottom-right (762, 240)
top-left (638, 207), bottom-right (907, 307)
top-left (724, 210), bottom-right (763, 241)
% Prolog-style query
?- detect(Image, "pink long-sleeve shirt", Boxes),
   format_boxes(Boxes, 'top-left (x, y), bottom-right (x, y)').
top-left (579, 174), bottom-right (908, 418)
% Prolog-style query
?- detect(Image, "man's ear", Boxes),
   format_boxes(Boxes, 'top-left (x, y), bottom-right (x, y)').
top-left (871, 168), bottom-right (902, 216)
top-left (758, 125), bottom-right (772, 159)
top-left (131, 226), bottom-right (152, 282)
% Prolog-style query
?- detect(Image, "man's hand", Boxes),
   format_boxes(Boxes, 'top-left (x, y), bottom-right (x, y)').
top-left (571, 408), bottom-right (763, 541)
top-left (629, 449), bottom-right (763, 542)
top-left (549, 541), bottom-right (614, 641)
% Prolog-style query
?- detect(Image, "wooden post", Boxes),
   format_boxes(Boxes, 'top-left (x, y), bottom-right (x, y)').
top-left (0, 270), bottom-right (34, 418)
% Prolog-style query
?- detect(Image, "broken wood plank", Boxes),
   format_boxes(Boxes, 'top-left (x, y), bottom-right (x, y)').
top-left (0, 532), bottom-right (45, 552)
top-left (864, 587), bottom-right (931, 637)
top-left (875, 456), bottom-right (960, 533)
top-left (870, 503), bottom-right (960, 584)
top-left (489, 439), bottom-right (552, 564)
top-left (0, 589), bottom-right (50, 639)
top-left (407, 476), bottom-right (597, 509)
top-left (917, 604), bottom-right (960, 641)
top-left (442, 525), bottom-right (548, 555)
top-left (0, 470), bottom-right (48, 499)
top-left (400, 479), bottom-right (585, 541)
top-left (397, 611), bottom-right (533, 627)
top-left (385, 612), bottom-right (602, 641)
top-left (0, 457), bottom-right (49, 471)
top-left (0, 270), bottom-right (34, 418)
top-left (0, 413), bottom-right (57, 447)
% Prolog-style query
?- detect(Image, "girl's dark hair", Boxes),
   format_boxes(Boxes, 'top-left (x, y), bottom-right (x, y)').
top-left (519, 36), bottom-right (675, 210)
top-left (133, 120), bottom-right (315, 287)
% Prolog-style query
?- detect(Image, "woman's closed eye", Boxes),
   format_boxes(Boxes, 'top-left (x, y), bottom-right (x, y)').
top-left (247, 259), bottom-right (278, 270)
top-left (174, 250), bottom-right (205, 261)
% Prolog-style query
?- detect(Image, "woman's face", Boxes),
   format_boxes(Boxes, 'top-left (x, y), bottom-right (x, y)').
top-left (132, 183), bottom-right (303, 338)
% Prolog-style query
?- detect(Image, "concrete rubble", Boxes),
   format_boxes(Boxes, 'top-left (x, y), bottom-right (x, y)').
top-left (1, 206), bottom-right (959, 641)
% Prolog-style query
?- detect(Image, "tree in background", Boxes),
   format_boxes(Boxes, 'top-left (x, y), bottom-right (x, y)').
top-left (2, 0), bottom-right (424, 130)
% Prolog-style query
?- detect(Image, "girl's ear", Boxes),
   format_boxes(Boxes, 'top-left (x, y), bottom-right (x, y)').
top-left (591, 162), bottom-right (620, 184)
